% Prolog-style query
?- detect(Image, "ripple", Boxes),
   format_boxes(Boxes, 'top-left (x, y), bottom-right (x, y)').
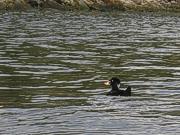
top-left (0, 10), bottom-right (180, 135)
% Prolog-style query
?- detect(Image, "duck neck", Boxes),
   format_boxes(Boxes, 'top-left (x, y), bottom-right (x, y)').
top-left (111, 84), bottom-right (120, 91)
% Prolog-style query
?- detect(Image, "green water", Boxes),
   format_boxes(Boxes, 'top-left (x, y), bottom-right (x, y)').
top-left (0, 10), bottom-right (180, 134)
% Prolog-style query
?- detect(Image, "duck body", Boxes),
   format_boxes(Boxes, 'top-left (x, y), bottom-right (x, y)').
top-left (106, 86), bottom-right (131, 96)
top-left (105, 77), bottom-right (131, 96)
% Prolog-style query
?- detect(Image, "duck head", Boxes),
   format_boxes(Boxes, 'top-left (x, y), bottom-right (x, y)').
top-left (104, 77), bottom-right (121, 90)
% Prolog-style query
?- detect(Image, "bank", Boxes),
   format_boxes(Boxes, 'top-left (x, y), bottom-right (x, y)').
top-left (0, 0), bottom-right (180, 12)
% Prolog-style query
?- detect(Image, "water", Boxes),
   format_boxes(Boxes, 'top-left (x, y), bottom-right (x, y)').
top-left (0, 10), bottom-right (180, 134)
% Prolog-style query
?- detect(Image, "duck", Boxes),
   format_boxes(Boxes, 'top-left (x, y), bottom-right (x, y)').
top-left (104, 77), bottom-right (131, 96)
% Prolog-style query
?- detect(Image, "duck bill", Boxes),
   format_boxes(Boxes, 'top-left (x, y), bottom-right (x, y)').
top-left (104, 81), bottom-right (110, 86)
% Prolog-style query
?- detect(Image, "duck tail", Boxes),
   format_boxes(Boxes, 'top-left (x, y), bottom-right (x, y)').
top-left (125, 86), bottom-right (131, 96)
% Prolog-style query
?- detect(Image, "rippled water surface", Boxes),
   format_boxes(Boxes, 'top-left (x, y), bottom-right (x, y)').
top-left (0, 10), bottom-right (180, 134)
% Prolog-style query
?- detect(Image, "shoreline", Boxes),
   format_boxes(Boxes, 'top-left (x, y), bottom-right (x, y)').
top-left (0, 0), bottom-right (180, 12)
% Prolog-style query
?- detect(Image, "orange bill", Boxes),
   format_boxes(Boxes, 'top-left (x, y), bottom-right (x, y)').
top-left (104, 81), bottom-right (110, 85)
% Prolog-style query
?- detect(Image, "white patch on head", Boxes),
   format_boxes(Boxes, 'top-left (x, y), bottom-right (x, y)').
top-left (117, 84), bottom-right (121, 88)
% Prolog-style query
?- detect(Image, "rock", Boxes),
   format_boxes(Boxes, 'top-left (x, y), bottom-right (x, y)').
top-left (0, 0), bottom-right (30, 10)
top-left (0, 0), bottom-right (180, 11)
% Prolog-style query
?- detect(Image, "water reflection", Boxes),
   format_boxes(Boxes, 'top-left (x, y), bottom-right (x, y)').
top-left (0, 10), bottom-right (180, 134)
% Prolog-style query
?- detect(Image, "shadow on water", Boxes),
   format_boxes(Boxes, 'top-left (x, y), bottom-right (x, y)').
top-left (0, 9), bottom-right (180, 134)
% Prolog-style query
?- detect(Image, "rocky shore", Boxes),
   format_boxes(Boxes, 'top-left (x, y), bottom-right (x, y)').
top-left (0, 0), bottom-right (180, 12)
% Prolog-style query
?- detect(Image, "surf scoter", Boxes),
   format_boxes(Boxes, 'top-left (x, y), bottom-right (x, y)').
top-left (104, 77), bottom-right (131, 96)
